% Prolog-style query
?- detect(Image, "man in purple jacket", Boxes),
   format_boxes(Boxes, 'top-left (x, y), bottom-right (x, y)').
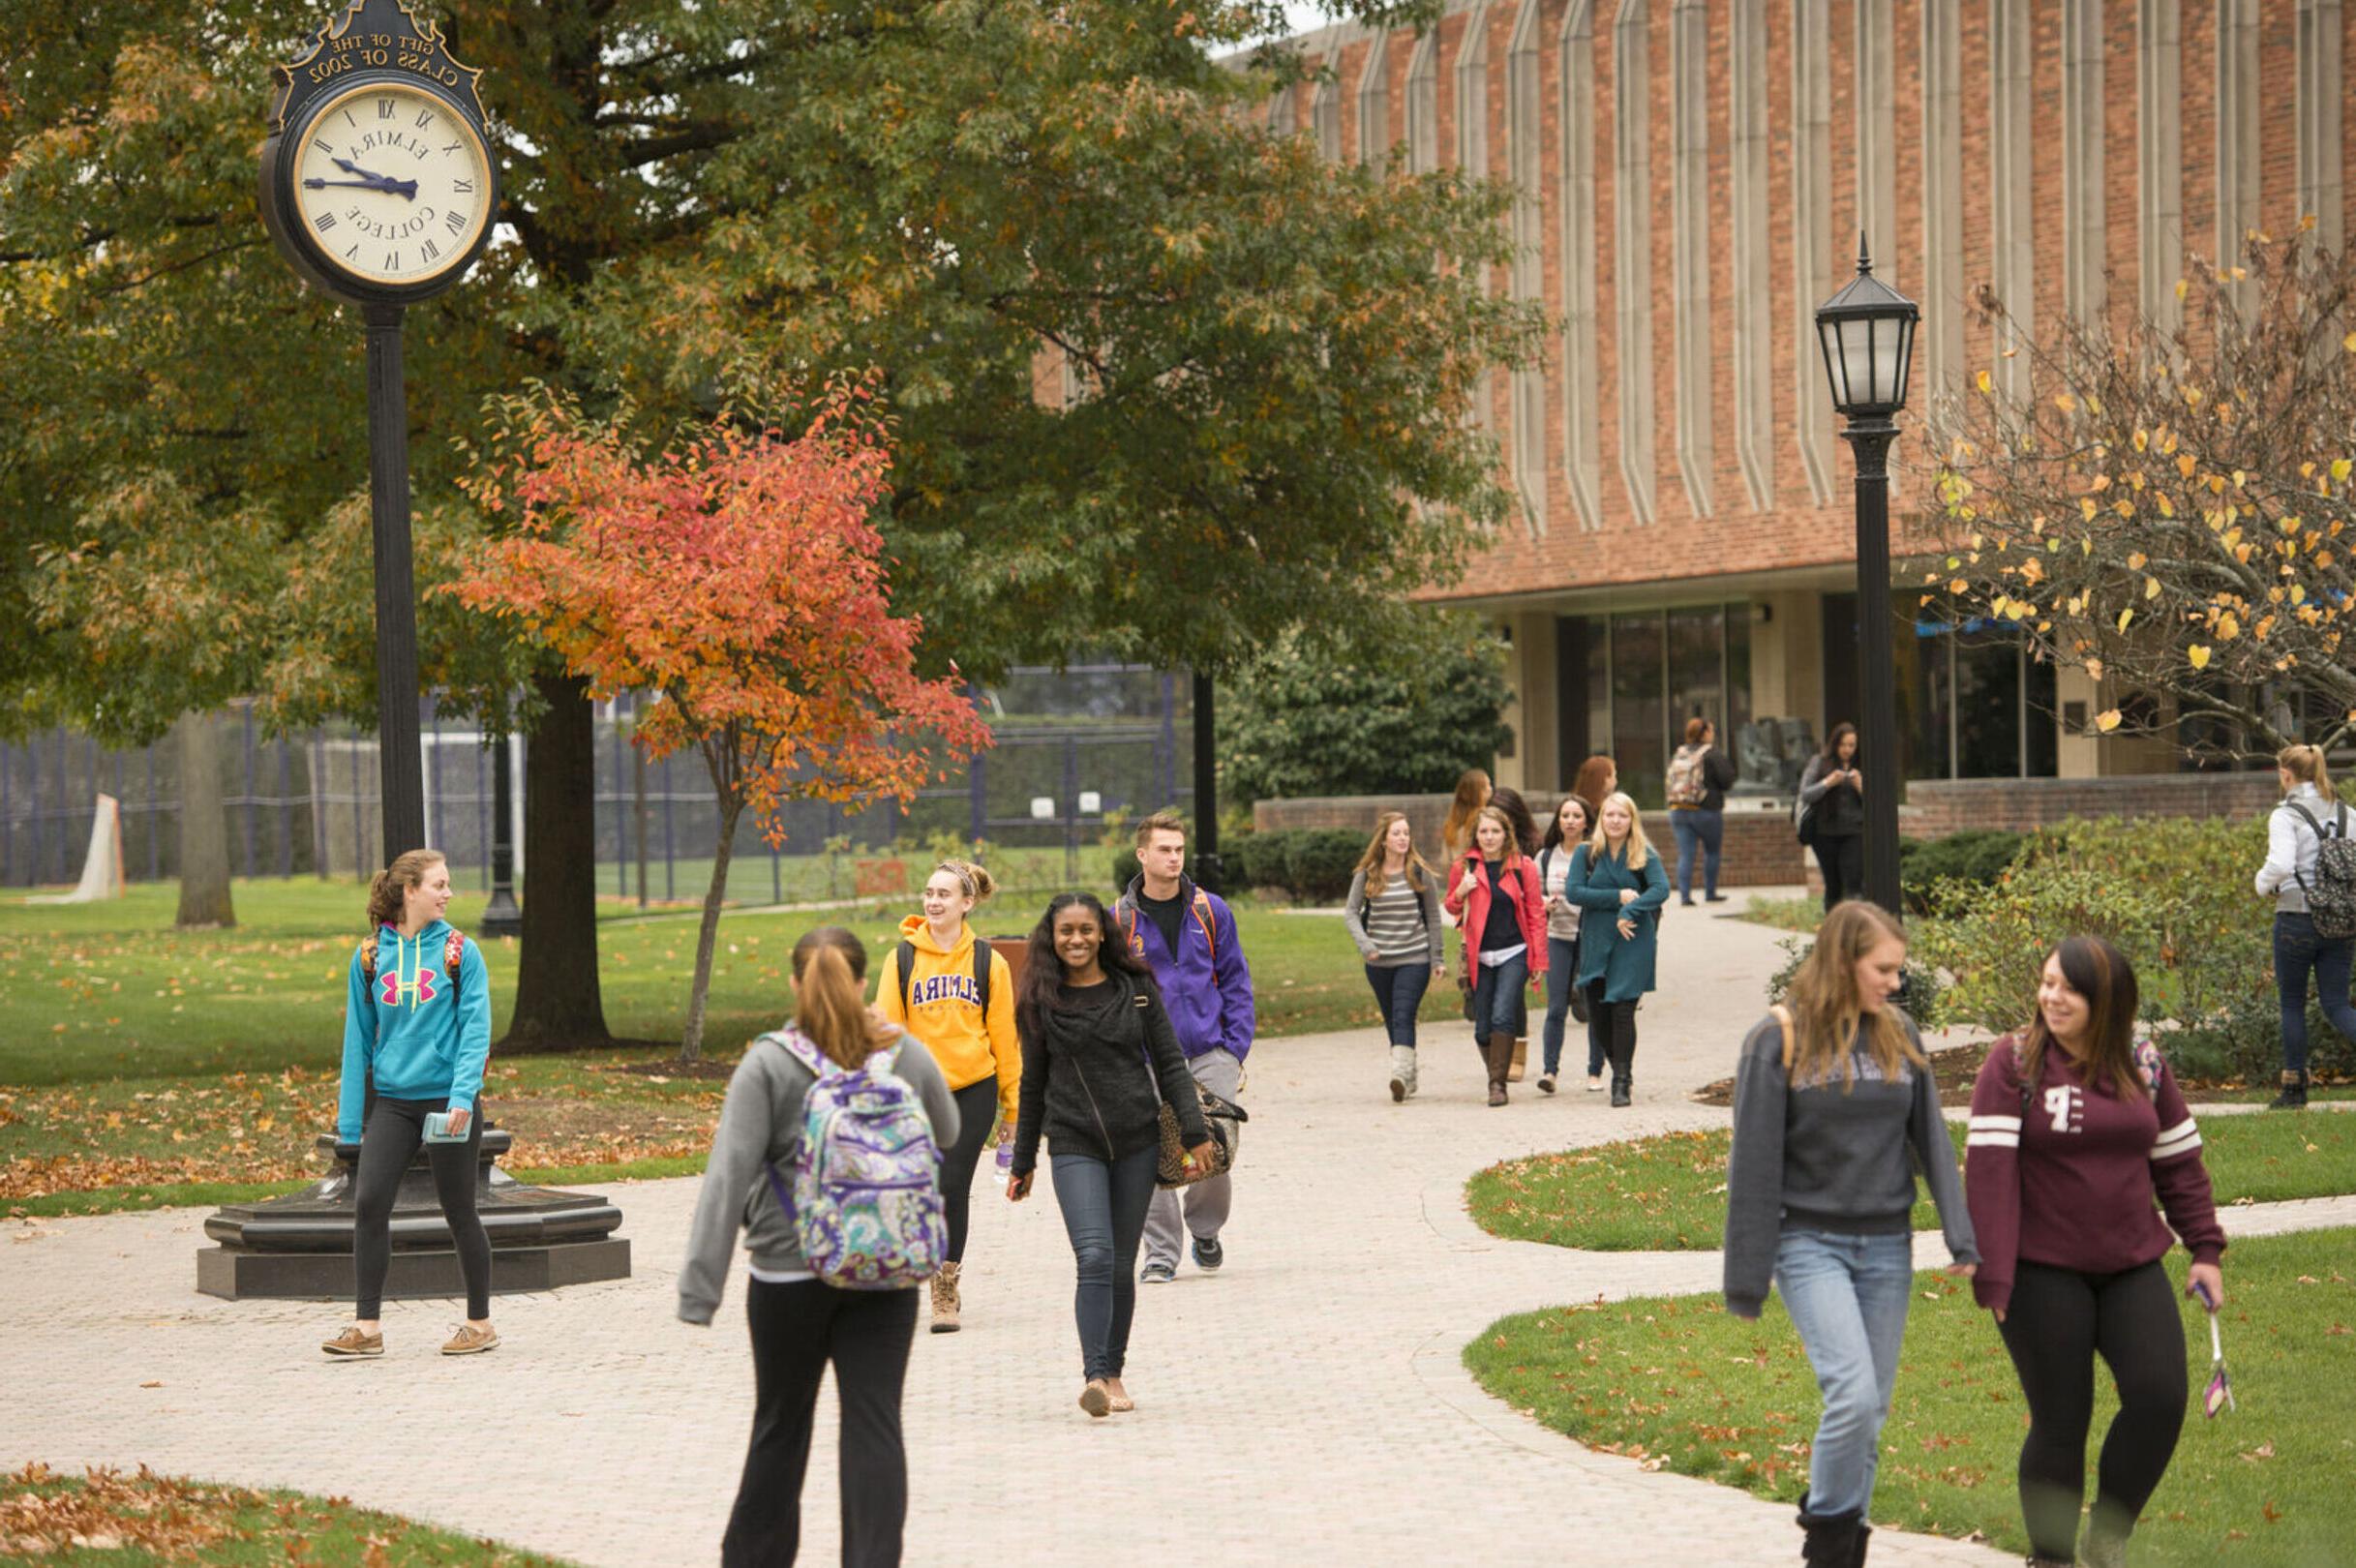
top-left (1119, 811), bottom-right (1255, 1282)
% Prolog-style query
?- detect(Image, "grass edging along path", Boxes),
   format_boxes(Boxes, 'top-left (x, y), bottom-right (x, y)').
top-left (1464, 1228), bottom-right (2356, 1567)
top-left (1465, 1115), bottom-right (2356, 1252)
top-left (0, 1462), bottom-right (576, 1566)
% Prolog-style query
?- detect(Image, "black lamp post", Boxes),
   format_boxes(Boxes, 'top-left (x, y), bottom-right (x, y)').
top-left (479, 730), bottom-right (522, 937)
top-left (1814, 233), bottom-right (1918, 917)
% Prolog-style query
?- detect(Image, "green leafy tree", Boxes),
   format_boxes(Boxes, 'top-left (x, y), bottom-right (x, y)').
top-left (1218, 611), bottom-right (1513, 803)
top-left (3, 0), bottom-right (1538, 1042)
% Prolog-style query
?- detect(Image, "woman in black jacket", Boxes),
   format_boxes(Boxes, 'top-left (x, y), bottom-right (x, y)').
top-left (1009, 891), bottom-right (1212, 1419)
top-left (1799, 723), bottom-right (1868, 912)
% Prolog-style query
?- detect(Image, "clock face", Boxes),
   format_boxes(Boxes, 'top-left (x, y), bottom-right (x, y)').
top-left (289, 81), bottom-right (492, 289)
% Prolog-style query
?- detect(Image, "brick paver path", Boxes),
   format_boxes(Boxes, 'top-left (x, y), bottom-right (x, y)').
top-left (11, 908), bottom-right (2350, 1565)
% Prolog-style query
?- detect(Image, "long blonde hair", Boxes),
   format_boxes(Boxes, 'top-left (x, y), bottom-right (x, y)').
top-left (1354, 810), bottom-right (1435, 893)
top-left (366, 849), bottom-right (446, 930)
top-left (1782, 902), bottom-right (1923, 1090)
top-left (1586, 792), bottom-right (1652, 871)
top-left (2279, 744), bottom-right (2338, 803)
top-left (1440, 769), bottom-right (1492, 859)
top-left (793, 926), bottom-right (896, 1069)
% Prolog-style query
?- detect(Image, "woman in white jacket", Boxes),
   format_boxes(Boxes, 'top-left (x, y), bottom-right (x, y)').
top-left (2254, 744), bottom-right (2356, 1108)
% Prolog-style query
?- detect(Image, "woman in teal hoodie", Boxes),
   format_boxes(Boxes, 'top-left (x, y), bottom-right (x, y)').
top-left (1569, 792), bottom-right (1671, 1107)
top-left (321, 849), bottom-right (497, 1359)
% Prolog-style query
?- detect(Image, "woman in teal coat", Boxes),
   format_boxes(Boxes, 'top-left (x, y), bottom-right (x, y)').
top-left (1569, 791), bottom-right (1672, 1106)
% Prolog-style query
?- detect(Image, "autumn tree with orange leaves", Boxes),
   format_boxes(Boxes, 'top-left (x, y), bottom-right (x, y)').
top-left (1923, 230), bottom-right (2356, 756)
top-left (453, 385), bottom-right (990, 1060)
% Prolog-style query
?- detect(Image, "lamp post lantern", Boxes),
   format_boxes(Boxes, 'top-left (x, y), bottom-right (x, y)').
top-left (1814, 233), bottom-right (1918, 917)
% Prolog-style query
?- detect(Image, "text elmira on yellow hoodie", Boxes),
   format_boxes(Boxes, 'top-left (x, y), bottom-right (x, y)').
top-left (876, 914), bottom-right (1020, 1123)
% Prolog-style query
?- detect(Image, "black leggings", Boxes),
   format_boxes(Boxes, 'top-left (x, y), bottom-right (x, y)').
top-left (1997, 1258), bottom-right (2189, 1556)
top-left (1586, 980), bottom-right (1638, 1080)
top-left (1818, 832), bottom-right (1865, 912)
top-left (353, 1094), bottom-right (492, 1320)
top-left (725, 1278), bottom-right (918, 1568)
top-left (940, 1077), bottom-right (997, 1263)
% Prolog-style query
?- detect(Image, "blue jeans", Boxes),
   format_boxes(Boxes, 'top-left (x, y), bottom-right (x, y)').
top-left (1049, 1146), bottom-right (1160, 1381)
top-left (1773, 1228), bottom-right (1915, 1519)
top-left (1469, 950), bottom-right (1528, 1047)
top-left (1365, 961), bottom-right (1432, 1049)
top-left (2274, 911), bottom-right (2356, 1074)
top-left (1671, 808), bottom-right (1726, 900)
top-left (1540, 937), bottom-right (1581, 1073)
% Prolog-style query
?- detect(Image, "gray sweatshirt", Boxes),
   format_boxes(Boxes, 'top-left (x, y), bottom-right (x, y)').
top-left (1721, 1009), bottom-right (1977, 1318)
top-left (677, 1027), bottom-right (959, 1324)
top-left (1343, 867), bottom-right (1445, 967)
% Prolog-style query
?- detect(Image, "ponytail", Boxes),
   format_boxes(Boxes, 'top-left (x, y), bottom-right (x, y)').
top-left (2279, 744), bottom-right (2337, 804)
top-left (792, 926), bottom-right (894, 1069)
top-left (367, 849), bottom-right (446, 930)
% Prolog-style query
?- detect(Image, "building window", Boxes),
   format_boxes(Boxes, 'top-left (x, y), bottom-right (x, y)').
top-left (1508, 0), bottom-right (1546, 529)
top-left (1558, 1), bottom-right (1604, 530)
top-left (1405, 30), bottom-right (1439, 174)
top-left (1559, 604), bottom-right (1760, 807)
top-left (1356, 32), bottom-right (1391, 166)
top-left (1312, 58), bottom-right (1343, 162)
top-left (1669, 0), bottom-right (1712, 517)
top-left (1612, 0), bottom-right (1657, 525)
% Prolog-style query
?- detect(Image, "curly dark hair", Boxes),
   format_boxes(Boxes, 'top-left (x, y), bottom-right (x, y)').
top-left (1014, 890), bottom-right (1159, 1043)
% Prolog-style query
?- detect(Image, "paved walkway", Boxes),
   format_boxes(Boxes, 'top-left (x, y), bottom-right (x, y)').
top-left (9, 906), bottom-right (2350, 1566)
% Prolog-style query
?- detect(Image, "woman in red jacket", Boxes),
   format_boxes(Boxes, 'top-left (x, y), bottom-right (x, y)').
top-left (1964, 936), bottom-right (2224, 1568)
top-left (1441, 805), bottom-right (1547, 1105)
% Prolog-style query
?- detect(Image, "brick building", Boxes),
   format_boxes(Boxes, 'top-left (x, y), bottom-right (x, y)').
top-left (1268, 1), bottom-right (2354, 810)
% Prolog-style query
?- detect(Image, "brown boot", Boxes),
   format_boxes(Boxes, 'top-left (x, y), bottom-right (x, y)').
top-left (929, 1260), bottom-right (961, 1333)
top-left (1484, 1036), bottom-right (1513, 1105)
top-left (1507, 1036), bottom-right (1528, 1083)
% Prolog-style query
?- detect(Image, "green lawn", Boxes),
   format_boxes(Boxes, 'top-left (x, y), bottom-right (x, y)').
top-left (1, 879), bottom-right (1445, 1213)
top-left (1464, 1228), bottom-right (2356, 1566)
top-left (1466, 1115), bottom-right (2356, 1251)
top-left (0, 1463), bottom-right (574, 1565)
top-left (1737, 893), bottom-right (1822, 933)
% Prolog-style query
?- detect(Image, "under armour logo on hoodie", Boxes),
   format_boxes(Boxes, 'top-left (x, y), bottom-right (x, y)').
top-left (380, 966), bottom-right (439, 1009)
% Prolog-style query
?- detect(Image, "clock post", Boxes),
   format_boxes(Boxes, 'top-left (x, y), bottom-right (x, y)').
top-left (257, 0), bottom-right (501, 866)
top-left (213, 1), bottom-right (634, 1304)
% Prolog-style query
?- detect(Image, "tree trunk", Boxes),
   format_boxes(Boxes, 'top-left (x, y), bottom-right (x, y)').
top-left (499, 672), bottom-right (615, 1052)
top-left (679, 794), bottom-right (742, 1063)
top-left (173, 709), bottom-right (236, 928)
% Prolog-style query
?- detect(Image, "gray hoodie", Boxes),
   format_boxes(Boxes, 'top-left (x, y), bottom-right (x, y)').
top-left (677, 1028), bottom-right (958, 1324)
top-left (1721, 1008), bottom-right (1977, 1318)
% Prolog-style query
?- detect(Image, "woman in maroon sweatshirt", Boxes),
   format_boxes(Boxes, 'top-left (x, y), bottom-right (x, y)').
top-left (1964, 936), bottom-right (2224, 1568)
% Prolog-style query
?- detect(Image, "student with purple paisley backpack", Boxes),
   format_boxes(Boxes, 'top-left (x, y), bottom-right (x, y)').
top-left (680, 926), bottom-right (959, 1568)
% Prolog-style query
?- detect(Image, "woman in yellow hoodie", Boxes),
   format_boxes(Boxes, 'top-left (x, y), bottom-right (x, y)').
top-left (876, 859), bottom-right (1021, 1332)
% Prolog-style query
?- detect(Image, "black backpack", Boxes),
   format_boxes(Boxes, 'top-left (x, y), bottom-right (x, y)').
top-left (2285, 800), bottom-right (2356, 940)
top-left (895, 939), bottom-right (992, 1017)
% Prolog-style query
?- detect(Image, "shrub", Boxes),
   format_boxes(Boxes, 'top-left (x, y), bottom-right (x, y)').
top-left (1911, 814), bottom-right (2340, 1084)
top-left (1897, 829), bottom-right (2024, 913)
top-left (1765, 934), bottom-right (1950, 1032)
top-left (1109, 846), bottom-right (1140, 893)
top-left (1283, 828), bottom-right (1367, 904)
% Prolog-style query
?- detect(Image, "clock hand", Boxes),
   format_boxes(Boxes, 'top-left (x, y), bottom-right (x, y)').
top-left (327, 157), bottom-right (420, 200)
top-left (304, 174), bottom-right (420, 199)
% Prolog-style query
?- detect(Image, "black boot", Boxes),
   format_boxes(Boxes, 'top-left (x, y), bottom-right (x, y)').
top-left (1851, 1521), bottom-right (1872, 1567)
top-left (1606, 1004), bottom-right (1636, 1106)
top-left (2269, 1069), bottom-right (2310, 1109)
top-left (1796, 1505), bottom-right (1861, 1566)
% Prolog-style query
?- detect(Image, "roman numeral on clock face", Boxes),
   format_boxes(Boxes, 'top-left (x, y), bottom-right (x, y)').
top-left (385, 250), bottom-right (400, 272)
top-left (452, 178), bottom-right (473, 194)
top-left (421, 238), bottom-right (439, 261)
top-left (416, 110), bottom-right (435, 129)
top-left (313, 212), bottom-right (337, 232)
top-left (445, 210), bottom-right (468, 234)
top-left (313, 137), bottom-right (332, 156)
top-left (378, 99), bottom-right (395, 120)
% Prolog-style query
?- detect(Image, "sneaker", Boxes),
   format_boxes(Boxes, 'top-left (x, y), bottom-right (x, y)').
top-left (1537, 1072), bottom-right (1557, 1095)
top-left (928, 1260), bottom-right (962, 1333)
top-left (1705, 893), bottom-right (1730, 903)
top-left (1078, 1380), bottom-right (1112, 1419)
top-left (1586, 1074), bottom-right (1604, 1093)
top-left (1139, 1262), bottom-right (1176, 1284)
top-left (439, 1323), bottom-right (499, 1356)
top-left (1191, 1235), bottom-right (1223, 1272)
top-left (320, 1326), bottom-right (382, 1358)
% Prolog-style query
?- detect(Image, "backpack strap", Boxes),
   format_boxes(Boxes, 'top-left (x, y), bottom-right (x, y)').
top-left (1192, 889), bottom-right (1217, 965)
top-left (895, 940), bottom-right (918, 1014)
top-left (2284, 801), bottom-right (2329, 894)
top-left (359, 934), bottom-right (378, 985)
top-left (1769, 1005), bottom-right (1796, 1071)
top-left (974, 940), bottom-right (991, 1017)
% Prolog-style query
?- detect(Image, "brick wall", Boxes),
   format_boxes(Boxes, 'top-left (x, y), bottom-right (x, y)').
top-left (1254, 793), bottom-right (1810, 887)
top-left (1900, 772), bottom-right (2280, 835)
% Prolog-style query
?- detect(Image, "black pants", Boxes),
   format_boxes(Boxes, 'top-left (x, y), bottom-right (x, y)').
top-left (1587, 980), bottom-right (1638, 1081)
top-left (1817, 833), bottom-right (1864, 912)
top-left (353, 1094), bottom-right (491, 1319)
top-left (1997, 1258), bottom-right (2188, 1557)
top-left (725, 1279), bottom-right (919, 1568)
top-left (940, 1077), bottom-right (997, 1263)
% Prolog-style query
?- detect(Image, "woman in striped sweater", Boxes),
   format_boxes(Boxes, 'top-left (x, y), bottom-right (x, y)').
top-left (1964, 936), bottom-right (2224, 1568)
top-left (1344, 811), bottom-right (1445, 1102)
